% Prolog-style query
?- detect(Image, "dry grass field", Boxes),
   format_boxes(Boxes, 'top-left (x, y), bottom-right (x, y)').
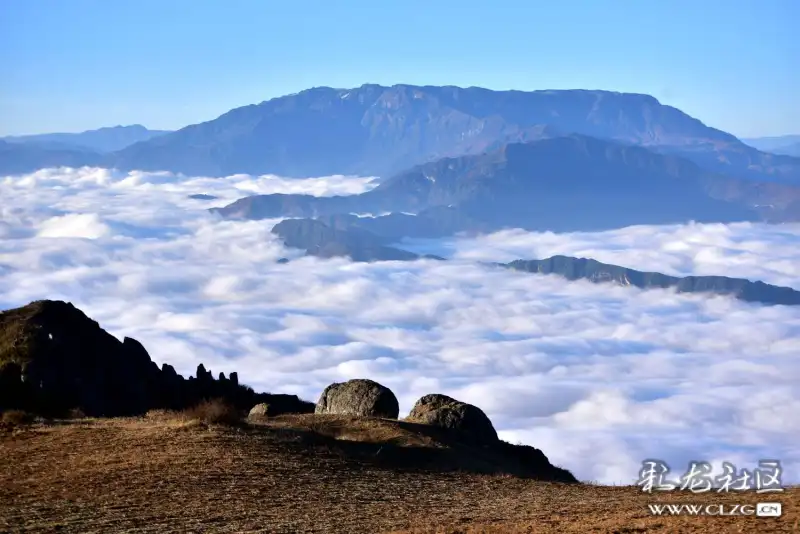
top-left (0, 413), bottom-right (797, 533)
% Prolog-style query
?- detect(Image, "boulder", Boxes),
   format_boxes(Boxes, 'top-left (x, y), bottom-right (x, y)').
top-left (406, 393), bottom-right (498, 445)
top-left (248, 403), bottom-right (270, 418)
top-left (315, 378), bottom-right (399, 418)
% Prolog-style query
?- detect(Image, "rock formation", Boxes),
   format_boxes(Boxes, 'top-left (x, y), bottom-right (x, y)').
top-left (0, 300), bottom-right (314, 417)
top-left (406, 393), bottom-right (498, 445)
top-left (315, 378), bottom-right (399, 418)
top-left (248, 403), bottom-right (271, 419)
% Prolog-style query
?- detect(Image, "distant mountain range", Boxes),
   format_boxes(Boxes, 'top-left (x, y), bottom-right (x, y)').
top-left (0, 139), bottom-right (105, 176)
top-left (5, 84), bottom-right (800, 235)
top-left (108, 85), bottom-right (800, 184)
top-left (2, 124), bottom-right (170, 154)
top-left (742, 135), bottom-right (800, 158)
top-left (268, 218), bottom-right (800, 306)
top-left (214, 134), bottom-right (800, 234)
top-left (502, 256), bottom-right (800, 307)
top-left (2, 85), bottom-right (799, 186)
top-left (777, 143), bottom-right (800, 157)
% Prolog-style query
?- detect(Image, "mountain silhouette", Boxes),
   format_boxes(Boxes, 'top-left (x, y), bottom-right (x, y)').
top-left (213, 135), bottom-right (800, 234)
top-left (109, 84), bottom-right (800, 183)
top-left (0, 140), bottom-right (104, 176)
top-left (4, 85), bottom-right (798, 187)
top-left (267, 219), bottom-right (800, 306)
top-left (3, 124), bottom-right (170, 153)
top-left (502, 255), bottom-right (800, 307)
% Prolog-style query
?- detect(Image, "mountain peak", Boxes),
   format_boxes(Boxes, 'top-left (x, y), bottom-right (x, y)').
top-left (7, 84), bottom-right (799, 184)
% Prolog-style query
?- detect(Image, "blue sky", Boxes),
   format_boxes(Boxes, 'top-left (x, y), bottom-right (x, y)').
top-left (1, 0), bottom-right (797, 137)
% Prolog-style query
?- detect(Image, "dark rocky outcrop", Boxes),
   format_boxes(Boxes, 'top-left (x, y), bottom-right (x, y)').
top-left (272, 218), bottom-right (443, 262)
top-left (492, 440), bottom-right (577, 483)
top-left (315, 379), bottom-right (399, 418)
top-left (0, 300), bottom-right (314, 417)
top-left (503, 255), bottom-right (800, 307)
top-left (406, 394), bottom-right (498, 446)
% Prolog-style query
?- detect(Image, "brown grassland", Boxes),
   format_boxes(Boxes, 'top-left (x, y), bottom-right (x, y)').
top-left (0, 412), bottom-right (797, 533)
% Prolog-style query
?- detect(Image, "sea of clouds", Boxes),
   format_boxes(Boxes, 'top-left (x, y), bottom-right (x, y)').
top-left (1, 167), bottom-right (798, 485)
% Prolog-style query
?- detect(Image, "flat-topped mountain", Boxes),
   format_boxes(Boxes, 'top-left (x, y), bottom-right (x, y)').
top-left (5, 85), bottom-right (798, 187)
top-left (110, 84), bottom-right (800, 183)
top-left (503, 255), bottom-right (800, 307)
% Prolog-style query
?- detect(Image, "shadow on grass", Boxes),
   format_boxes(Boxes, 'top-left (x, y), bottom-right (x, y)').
top-left (244, 414), bottom-right (578, 483)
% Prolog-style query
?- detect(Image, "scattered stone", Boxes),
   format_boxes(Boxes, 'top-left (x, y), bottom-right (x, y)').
top-left (315, 378), bottom-right (399, 418)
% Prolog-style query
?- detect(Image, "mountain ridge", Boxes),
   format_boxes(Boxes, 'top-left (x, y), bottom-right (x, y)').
top-left (213, 134), bottom-right (800, 234)
top-left (3, 124), bottom-right (170, 154)
top-left (115, 84), bottom-right (796, 181)
top-left (3, 85), bottom-right (798, 186)
top-left (2, 84), bottom-right (793, 184)
top-left (743, 134), bottom-right (800, 157)
top-left (502, 255), bottom-right (800, 307)
top-left (268, 217), bottom-right (800, 306)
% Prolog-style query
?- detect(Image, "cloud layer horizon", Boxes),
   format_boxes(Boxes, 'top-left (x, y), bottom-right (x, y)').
top-left (1, 167), bottom-right (798, 485)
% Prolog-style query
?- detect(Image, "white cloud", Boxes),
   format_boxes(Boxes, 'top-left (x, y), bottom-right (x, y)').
top-left (37, 213), bottom-right (110, 239)
top-left (1, 167), bottom-right (798, 486)
top-left (401, 223), bottom-right (800, 288)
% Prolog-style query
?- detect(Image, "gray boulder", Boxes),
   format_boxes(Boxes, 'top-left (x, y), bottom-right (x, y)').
top-left (315, 378), bottom-right (399, 418)
top-left (406, 393), bottom-right (498, 445)
top-left (248, 403), bottom-right (271, 419)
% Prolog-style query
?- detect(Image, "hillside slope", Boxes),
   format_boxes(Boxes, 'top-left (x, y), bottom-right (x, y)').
top-left (0, 416), bottom-right (796, 533)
